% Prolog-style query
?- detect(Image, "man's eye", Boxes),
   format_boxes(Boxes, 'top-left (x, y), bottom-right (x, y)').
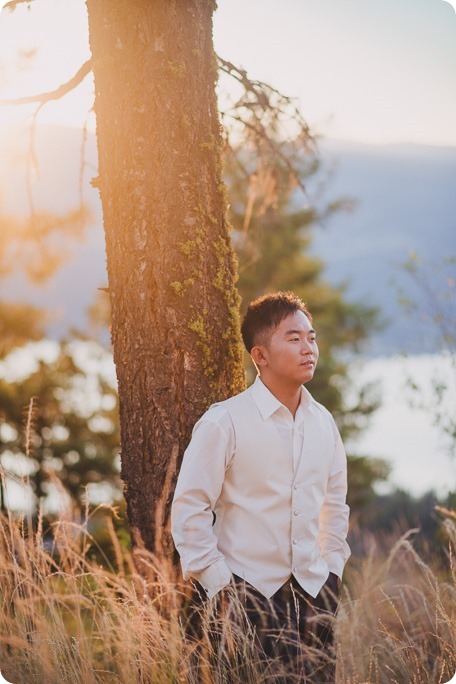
top-left (290, 337), bottom-right (299, 342)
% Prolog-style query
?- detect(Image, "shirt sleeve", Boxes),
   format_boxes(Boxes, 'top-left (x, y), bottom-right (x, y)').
top-left (318, 423), bottom-right (351, 579)
top-left (171, 407), bottom-right (235, 598)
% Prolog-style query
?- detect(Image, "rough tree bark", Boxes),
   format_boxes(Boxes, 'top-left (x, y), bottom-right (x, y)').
top-left (86, 0), bottom-right (245, 557)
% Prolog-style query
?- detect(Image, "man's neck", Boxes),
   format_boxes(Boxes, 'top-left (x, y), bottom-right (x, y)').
top-left (259, 376), bottom-right (302, 418)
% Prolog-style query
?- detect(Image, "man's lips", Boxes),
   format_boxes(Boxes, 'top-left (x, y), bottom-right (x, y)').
top-left (300, 360), bottom-right (315, 366)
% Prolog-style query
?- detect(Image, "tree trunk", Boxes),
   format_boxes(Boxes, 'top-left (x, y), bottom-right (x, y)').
top-left (86, 0), bottom-right (245, 557)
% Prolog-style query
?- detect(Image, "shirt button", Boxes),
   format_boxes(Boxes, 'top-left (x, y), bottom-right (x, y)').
top-left (293, 485), bottom-right (299, 490)
top-left (292, 539), bottom-right (297, 544)
top-left (293, 510), bottom-right (299, 516)
top-left (292, 566), bottom-right (297, 573)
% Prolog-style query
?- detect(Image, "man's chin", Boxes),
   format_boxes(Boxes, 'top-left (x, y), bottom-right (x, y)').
top-left (299, 368), bottom-right (316, 383)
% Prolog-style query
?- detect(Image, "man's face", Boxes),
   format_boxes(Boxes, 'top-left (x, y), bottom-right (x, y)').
top-left (255, 310), bottom-right (319, 387)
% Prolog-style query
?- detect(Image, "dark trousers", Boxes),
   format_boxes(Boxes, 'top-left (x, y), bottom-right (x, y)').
top-left (186, 572), bottom-right (340, 683)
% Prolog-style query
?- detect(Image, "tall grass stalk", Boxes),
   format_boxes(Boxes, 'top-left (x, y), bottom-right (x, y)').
top-left (336, 522), bottom-right (456, 683)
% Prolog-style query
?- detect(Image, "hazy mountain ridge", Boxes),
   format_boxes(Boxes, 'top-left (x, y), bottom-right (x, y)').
top-left (311, 138), bottom-right (455, 354)
top-left (0, 123), bottom-right (454, 355)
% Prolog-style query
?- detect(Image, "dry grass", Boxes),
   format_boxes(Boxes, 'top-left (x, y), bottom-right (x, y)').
top-left (336, 521), bottom-right (456, 684)
top-left (0, 495), bottom-right (454, 684)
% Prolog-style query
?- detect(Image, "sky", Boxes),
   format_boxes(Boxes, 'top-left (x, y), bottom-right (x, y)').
top-left (0, 0), bottom-right (455, 145)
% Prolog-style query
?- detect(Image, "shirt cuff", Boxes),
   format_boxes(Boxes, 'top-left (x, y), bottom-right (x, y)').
top-left (325, 555), bottom-right (345, 579)
top-left (323, 552), bottom-right (347, 579)
top-left (191, 559), bottom-right (232, 599)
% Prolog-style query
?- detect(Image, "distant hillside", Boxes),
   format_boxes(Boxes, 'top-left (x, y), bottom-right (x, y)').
top-left (0, 123), bottom-right (454, 355)
top-left (309, 138), bottom-right (456, 354)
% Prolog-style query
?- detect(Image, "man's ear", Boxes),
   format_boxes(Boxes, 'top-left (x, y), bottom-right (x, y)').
top-left (250, 345), bottom-right (268, 368)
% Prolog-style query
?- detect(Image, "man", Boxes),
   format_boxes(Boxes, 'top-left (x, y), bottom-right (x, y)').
top-left (171, 291), bottom-right (350, 681)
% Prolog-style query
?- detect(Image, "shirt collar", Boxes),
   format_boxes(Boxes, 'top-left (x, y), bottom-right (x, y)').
top-left (250, 375), bottom-right (314, 421)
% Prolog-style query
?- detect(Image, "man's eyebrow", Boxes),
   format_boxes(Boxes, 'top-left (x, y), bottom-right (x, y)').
top-left (285, 329), bottom-right (316, 335)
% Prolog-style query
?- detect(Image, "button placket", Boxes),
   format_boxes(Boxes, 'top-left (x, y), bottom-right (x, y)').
top-left (289, 410), bottom-right (306, 581)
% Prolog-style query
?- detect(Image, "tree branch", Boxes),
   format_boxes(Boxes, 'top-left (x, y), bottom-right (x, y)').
top-left (0, 58), bottom-right (93, 106)
top-left (3, 0), bottom-right (35, 10)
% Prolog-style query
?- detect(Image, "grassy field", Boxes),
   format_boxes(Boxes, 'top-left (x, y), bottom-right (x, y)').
top-left (0, 497), bottom-right (455, 684)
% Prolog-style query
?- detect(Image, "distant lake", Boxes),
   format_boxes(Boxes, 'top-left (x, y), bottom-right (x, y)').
top-left (346, 353), bottom-right (455, 497)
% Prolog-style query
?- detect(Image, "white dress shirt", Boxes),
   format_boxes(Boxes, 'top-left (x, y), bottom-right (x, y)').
top-left (171, 376), bottom-right (350, 599)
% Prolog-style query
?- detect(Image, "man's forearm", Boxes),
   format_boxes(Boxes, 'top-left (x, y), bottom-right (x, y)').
top-left (171, 412), bottom-right (234, 596)
top-left (171, 495), bottom-right (233, 597)
top-left (319, 434), bottom-right (351, 577)
top-left (319, 500), bottom-right (351, 578)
